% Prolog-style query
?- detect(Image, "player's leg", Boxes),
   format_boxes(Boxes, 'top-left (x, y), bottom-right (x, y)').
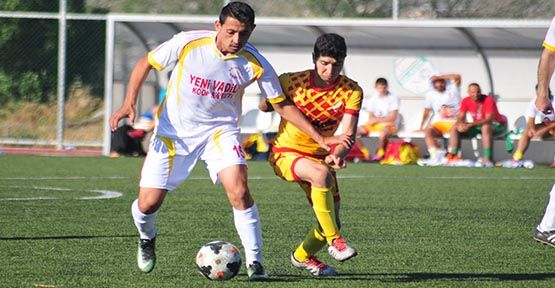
top-left (374, 126), bottom-right (392, 161)
top-left (480, 123), bottom-right (493, 164)
top-left (291, 176), bottom-right (341, 275)
top-left (293, 159), bottom-right (356, 261)
top-left (447, 122), bottom-right (461, 159)
top-left (134, 135), bottom-right (199, 273)
top-left (513, 127), bottom-right (532, 161)
top-left (535, 182), bottom-right (555, 246)
top-left (356, 124), bottom-right (372, 161)
top-left (203, 128), bottom-right (267, 280)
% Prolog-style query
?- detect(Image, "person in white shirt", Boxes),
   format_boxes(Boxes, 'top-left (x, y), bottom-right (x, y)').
top-left (356, 78), bottom-right (399, 161)
top-left (512, 86), bottom-right (555, 165)
top-left (532, 16), bottom-right (555, 247)
top-left (418, 73), bottom-right (461, 166)
top-left (109, 2), bottom-right (350, 280)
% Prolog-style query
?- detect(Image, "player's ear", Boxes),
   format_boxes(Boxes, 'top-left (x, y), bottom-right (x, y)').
top-left (214, 20), bottom-right (221, 32)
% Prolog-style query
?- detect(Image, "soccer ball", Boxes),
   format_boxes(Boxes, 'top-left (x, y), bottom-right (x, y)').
top-left (195, 241), bottom-right (242, 280)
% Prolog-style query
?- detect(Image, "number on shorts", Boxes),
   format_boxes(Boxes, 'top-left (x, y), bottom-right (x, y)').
top-left (233, 145), bottom-right (245, 159)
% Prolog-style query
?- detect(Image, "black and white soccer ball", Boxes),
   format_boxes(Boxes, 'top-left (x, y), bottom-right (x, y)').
top-left (195, 241), bottom-right (242, 280)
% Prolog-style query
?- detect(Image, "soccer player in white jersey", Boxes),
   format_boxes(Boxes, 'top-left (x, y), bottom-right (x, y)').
top-left (356, 78), bottom-right (400, 161)
top-left (109, 2), bottom-right (350, 280)
top-left (417, 73), bottom-right (461, 166)
top-left (533, 16), bottom-right (555, 247)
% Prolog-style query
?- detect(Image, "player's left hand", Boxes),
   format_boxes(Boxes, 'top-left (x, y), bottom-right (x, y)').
top-left (325, 154), bottom-right (346, 169)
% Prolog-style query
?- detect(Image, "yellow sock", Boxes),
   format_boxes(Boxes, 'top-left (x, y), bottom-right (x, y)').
top-left (376, 148), bottom-right (385, 156)
top-left (359, 144), bottom-right (370, 159)
top-left (293, 228), bottom-right (326, 262)
top-left (513, 151), bottom-right (523, 160)
top-left (311, 186), bottom-right (339, 245)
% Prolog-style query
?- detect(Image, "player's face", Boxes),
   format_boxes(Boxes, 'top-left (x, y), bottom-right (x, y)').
top-left (468, 85), bottom-right (481, 101)
top-left (215, 17), bottom-right (255, 55)
top-left (375, 83), bottom-right (388, 96)
top-left (433, 79), bottom-right (446, 92)
top-left (314, 56), bottom-right (344, 85)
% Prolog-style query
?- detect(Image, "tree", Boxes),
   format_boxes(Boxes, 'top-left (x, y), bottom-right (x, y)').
top-left (0, 0), bottom-right (106, 104)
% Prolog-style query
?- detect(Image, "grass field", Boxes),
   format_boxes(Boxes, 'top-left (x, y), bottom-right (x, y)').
top-left (1, 155), bottom-right (554, 287)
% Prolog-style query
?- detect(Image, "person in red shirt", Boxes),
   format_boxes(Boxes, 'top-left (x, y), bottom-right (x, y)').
top-left (447, 83), bottom-right (507, 166)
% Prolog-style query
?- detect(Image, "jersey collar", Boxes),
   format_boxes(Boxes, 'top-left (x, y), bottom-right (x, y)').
top-left (211, 31), bottom-right (244, 60)
top-left (309, 70), bottom-right (340, 92)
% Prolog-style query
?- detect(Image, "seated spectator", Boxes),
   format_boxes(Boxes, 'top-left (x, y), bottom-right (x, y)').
top-left (417, 73), bottom-right (461, 166)
top-left (447, 83), bottom-right (507, 167)
top-left (356, 78), bottom-right (400, 161)
top-left (512, 87), bottom-right (555, 167)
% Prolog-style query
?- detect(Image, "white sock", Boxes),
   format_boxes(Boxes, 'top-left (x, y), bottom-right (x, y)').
top-left (538, 183), bottom-right (555, 232)
top-left (428, 147), bottom-right (438, 158)
top-left (131, 199), bottom-right (158, 240)
top-left (233, 204), bottom-right (263, 266)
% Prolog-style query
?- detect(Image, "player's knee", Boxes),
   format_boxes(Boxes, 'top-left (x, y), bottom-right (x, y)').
top-left (138, 199), bottom-right (160, 214)
top-left (308, 165), bottom-right (332, 187)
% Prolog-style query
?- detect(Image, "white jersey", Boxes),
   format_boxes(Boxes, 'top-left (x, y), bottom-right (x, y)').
top-left (148, 30), bottom-right (285, 139)
top-left (424, 82), bottom-right (461, 122)
top-left (526, 97), bottom-right (555, 124)
top-left (361, 91), bottom-right (400, 126)
top-left (543, 16), bottom-right (555, 52)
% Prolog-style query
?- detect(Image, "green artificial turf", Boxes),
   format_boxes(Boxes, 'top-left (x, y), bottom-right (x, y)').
top-left (1, 155), bottom-right (554, 287)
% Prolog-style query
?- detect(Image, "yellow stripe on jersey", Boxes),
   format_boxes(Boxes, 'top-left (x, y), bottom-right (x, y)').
top-left (176, 37), bottom-right (213, 105)
top-left (147, 52), bottom-right (164, 71)
top-left (238, 50), bottom-right (264, 80)
top-left (213, 128), bottom-right (224, 155)
top-left (544, 41), bottom-right (555, 52)
top-left (267, 95), bottom-right (286, 104)
top-left (157, 136), bottom-right (176, 173)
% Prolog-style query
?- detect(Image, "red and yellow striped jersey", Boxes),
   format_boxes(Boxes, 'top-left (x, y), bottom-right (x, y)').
top-left (273, 70), bottom-right (363, 156)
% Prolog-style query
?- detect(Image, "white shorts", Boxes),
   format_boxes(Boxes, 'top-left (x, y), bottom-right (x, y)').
top-left (139, 126), bottom-right (247, 190)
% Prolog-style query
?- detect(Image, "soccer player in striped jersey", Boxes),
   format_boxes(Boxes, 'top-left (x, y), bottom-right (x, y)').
top-left (260, 33), bottom-right (360, 276)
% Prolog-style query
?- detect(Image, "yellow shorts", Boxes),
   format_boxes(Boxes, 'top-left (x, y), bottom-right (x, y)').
top-left (361, 122), bottom-right (397, 134)
top-left (430, 120), bottom-right (455, 135)
top-left (269, 147), bottom-right (340, 203)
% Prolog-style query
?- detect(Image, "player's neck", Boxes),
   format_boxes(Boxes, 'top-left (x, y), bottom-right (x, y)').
top-left (312, 72), bottom-right (337, 89)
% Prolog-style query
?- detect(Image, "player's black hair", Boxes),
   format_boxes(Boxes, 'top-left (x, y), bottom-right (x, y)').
top-left (313, 33), bottom-right (347, 61)
top-left (468, 82), bottom-right (481, 91)
top-left (375, 77), bottom-right (388, 86)
top-left (219, 1), bottom-right (255, 27)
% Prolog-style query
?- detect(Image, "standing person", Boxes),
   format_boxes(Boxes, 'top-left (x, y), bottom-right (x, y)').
top-left (533, 16), bottom-right (555, 246)
top-left (447, 83), bottom-right (507, 167)
top-left (417, 73), bottom-right (461, 166)
top-left (356, 77), bottom-right (400, 162)
top-left (109, 2), bottom-right (346, 280)
top-left (260, 33), bottom-right (360, 276)
top-left (511, 86), bottom-right (555, 166)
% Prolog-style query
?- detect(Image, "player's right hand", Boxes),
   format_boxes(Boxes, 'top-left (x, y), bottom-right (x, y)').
top-left (109, 105), bottom-right (136, 131)
top-left (323, 134), bottom-right (354, 150)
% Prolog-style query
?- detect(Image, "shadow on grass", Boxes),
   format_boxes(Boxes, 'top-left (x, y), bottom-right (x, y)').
top-left (0, 234), bottom-right (136, 241)
top-left (271, 272), bottom-right (555, 282)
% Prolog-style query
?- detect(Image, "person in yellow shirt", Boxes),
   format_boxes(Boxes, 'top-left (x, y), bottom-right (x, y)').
top-left (260, 33), bottom-right (360, 276)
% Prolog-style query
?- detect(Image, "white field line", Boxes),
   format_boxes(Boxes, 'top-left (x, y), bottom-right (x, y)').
top-left (0, 185), bottom-right (123, 201)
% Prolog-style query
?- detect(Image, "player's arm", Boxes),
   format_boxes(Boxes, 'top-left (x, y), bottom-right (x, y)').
top-left (326, 113), bottom-right (358, 169)
top-left (379, 110), bottom-right (398, 124)
top-left (431, 74), bottom-right (461, 87)
top-left (537, 48), bottom-right (555, 112)
top-left (109, 56), bottom-right (152, 130)
top-left (419, 108), bottom-right (432, 131)
top-left (271, 99), bottom-right (353, 150)
top-left (535, 121), bottom-right (555, 136)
